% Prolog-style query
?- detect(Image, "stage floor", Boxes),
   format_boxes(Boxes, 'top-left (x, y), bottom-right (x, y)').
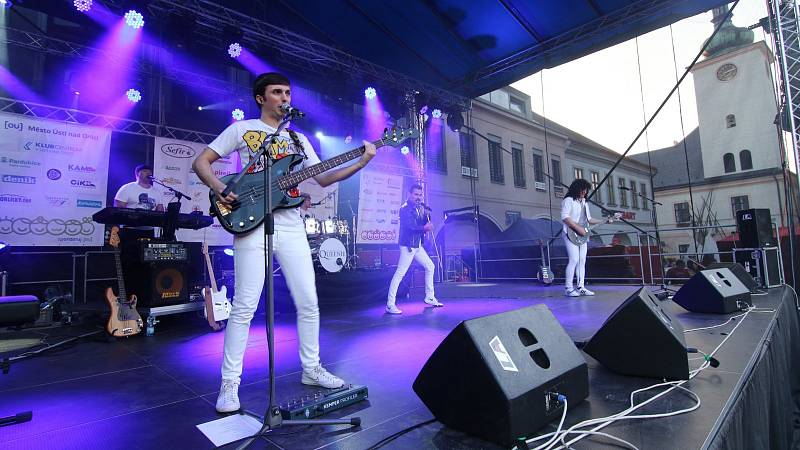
top-left (0, 283), bottom-right (797, 449)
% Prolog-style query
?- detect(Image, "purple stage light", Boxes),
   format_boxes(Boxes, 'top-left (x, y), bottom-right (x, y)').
top-left (419, 105), bottom-right (428, 115)
top-left (197, 106), bottom-right (203, 111)
top-left (125, 88), bottom-right (141, 103)
top-left (228, 43), bottom-right (242, 58)
top-left (315, 131), bottom-right (324, 138)
top-left (73, 0), bottom-right (92, 12)
top-left (400, 146), bottom-right (410, 155)
top-left (124, 10), bottom-right (144, 29)
top-left (432, 109), bottom-right (442, 119)
top-left (231, 108), bottom-right (244, 120)
top-left (364, 87), bottom-right (376, 100)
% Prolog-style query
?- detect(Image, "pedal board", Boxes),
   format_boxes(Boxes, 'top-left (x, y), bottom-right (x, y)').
top-left (279, 384), bottom-right (368, 420)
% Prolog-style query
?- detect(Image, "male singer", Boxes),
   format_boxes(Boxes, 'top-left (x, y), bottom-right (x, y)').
top-left (386, 184), bottom-right (442, 314)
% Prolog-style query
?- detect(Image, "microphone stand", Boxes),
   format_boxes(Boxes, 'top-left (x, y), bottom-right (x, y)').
top-left (150, 178), bottom-right (192, 202)
top-left (149, 178), bottom-right (191, 241)
top-left (227, 111), bottom-right (358, 450)
top-left (424, 208), bottom-right (444, 282)
top-left (630, 188), bottom-right (676, 299)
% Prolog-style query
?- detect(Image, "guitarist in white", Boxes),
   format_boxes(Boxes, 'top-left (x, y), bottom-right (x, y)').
top-left (561, 179), bottom-right (615, 297)
top-left (192, 72), bottom-right (376, 413)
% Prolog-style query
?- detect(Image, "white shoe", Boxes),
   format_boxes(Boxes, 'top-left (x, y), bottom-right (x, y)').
top-left (565, 288), bottom-right (580, 297)
top-left (301, 365), bottom-right (345, 389)
top-left (386, 304), bottom-right (403, 314)
top-left (578, 287), bottom-right (595, 296)
top-left (216, 379), bottom-right (240, 413)
top-left (424, 298), bottom-right (444, 307)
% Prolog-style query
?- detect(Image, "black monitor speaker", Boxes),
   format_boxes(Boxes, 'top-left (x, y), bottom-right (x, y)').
top-left (705, 262), bottom-right (758, 293)
top-left (672, 268), bottom-right (752, 314)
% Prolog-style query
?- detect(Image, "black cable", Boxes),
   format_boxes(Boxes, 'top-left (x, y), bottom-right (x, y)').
top-left (365, 418), bottom-right (436, 450)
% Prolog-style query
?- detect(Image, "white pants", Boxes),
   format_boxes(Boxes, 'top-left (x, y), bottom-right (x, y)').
top-left (387, 245), bottom-right (435, 305)
top-left (563, 235), bottom-right (587, 290)
top-left (222, 226), bottom-right (320, 382)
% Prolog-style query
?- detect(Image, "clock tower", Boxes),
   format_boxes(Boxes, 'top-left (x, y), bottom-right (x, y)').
top-left (690, 5), bottom-right (780, 178)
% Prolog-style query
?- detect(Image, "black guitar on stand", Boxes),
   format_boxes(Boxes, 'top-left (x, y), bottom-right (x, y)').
top-left (536, 239), bottom-right (553, 285)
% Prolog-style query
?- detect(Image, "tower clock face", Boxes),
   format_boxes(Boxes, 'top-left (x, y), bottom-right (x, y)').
top-left (716, 63), bottom-right (738, 81)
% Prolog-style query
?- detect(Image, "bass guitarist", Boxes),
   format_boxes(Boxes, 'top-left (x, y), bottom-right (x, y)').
top-left (192, 72), bottom-right (376, 413)
top-left (561, 178), bottom-right (614, 297)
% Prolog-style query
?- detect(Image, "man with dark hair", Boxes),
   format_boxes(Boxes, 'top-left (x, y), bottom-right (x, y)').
top-left (113, 164), bottom-right (166, 240)
top-left (385, 184), bottom-right (442, 314)
top-left (192, 72), bottom-right (376, 413)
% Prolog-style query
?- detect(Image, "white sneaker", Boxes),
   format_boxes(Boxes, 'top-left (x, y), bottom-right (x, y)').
top-left (386, 304), bottom-right (403, 314)
top-left (216, 379), bottom-right (240, 413)
top-left (424, 298), bottom-right (444, 307)
top-left (301, 365), bottom-right (345, 389)
top-left (578, 287), bottom-right (595, 296)
top-left (565, 288), bottom-right (580, 297)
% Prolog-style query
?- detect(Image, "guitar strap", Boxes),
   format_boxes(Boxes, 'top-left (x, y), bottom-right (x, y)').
top-left (287, 129), bottom-right (307, 159)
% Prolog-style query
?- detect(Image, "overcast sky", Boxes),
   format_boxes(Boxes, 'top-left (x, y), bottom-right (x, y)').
top-left (511, 0), bottom-right (771, 154)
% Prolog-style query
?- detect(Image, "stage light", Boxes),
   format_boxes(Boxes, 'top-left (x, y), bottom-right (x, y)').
top-left (0, 0), bottom-right (9, 7)
top-left (315, 131), bottom-right (324, 138)
top-left (124, 10), bottom-right (144, 29)
top-left (197, 106), bottom-right (203, 111)
top-left (400, 146), bottom-right (410, 155)
top-left (364, 87), bottom-right (376, 100)
top-left (446, 108), bottom-right (464, 132)
top-left (0, 241), bottom-right (7, 253)
top-left (227, 43), bottom-right (242, 58)
top-left (231, 108), bottom-right (244, 120)
top-left (432, 109), bottom-right (442, 119)
top-left (73, 0), bottom-right (92, 12)
top-left (126, 88), bottom-right (141, 103)
top-left (73, 91), bottom-right (80, 95)
top-left (344, 135), bottom-right (352, 144)
top-left (423, 113), bottom-right (430, 123)
top-left (223, 248), bottom-right (234, 256)
top-left (419, 105), bottom-right (428, 115)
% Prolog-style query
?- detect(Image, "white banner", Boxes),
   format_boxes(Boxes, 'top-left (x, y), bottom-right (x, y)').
top-left (356, 171), bottom-right (404, 244)
top-left (0, 112), bottom-right (111, 246)
top-left (152, 137), bottom-right (239, 246)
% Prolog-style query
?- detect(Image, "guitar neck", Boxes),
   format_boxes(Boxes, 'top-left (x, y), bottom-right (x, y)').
top-left (278, 137), bottom-right (385, 189)
top-left (203, 248), bottom-right (219, 292)
top-left (114, 250), bottom-right (126, 300)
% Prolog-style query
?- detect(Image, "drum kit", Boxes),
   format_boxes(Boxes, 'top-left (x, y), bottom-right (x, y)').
top-left (304, 216), bottom-right (353, 273)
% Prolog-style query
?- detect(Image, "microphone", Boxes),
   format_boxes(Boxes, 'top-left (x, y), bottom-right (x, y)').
top-left (420, 202), bottom-right (432, 211)
top-left (280, 104), bottom-right (305, 118)
top-left (147, 175), bottom-right (155, 182)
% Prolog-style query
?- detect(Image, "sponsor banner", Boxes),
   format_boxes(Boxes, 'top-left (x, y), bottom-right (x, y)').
top-left (0, 112), bottom-right (111, 246)
top-left (356, 171), bottom-right (403, 244)
top-left (152, 137), bottom-right (240, 245)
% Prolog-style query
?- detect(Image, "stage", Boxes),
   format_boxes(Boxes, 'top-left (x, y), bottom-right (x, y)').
top-left (1, 282), bottom-right (798, 449)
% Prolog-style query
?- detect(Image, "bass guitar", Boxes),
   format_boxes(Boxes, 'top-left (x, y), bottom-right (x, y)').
top-left (105, 226), bottom-right (143, 337)
top-left (201, 241), bottom-right (231, 331)
top-left (567, 212), bottom-right (622, 246)
top-left (210, 127), bottom-right (418, 235)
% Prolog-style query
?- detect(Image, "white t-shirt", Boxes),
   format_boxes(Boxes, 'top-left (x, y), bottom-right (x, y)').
top-left (114, 182), bottom-right (165, 210)
top-left (560, 196), bottom-right (592, 235)
top-left (208, 119), bottom-right (320, 231)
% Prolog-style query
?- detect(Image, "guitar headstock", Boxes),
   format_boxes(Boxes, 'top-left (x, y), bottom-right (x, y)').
top-left (382, 127), bottom-right (419, 147)
top-left (108, 226), bottom-right (120, 248)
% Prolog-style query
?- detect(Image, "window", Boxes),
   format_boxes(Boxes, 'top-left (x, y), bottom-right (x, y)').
top-left (505, 210), bottom-right (522, 226)
top-left (426, 123), bottom-right (447, 173)
top-left (726, 114), bottom-right (736, 128)
top-left (459, 132), bottom-right (478, 178)
top-left (740, 149), bottom-right (753, 170)
top-left (630, 180), bottom-right (639, 209)
top-left (573, 167), bottom-right (584, 181)
top-left (509, 97), bottom-right (526, 114)
top-left (591, 171), bottom-right (601, 203)
top-left (723, 153), bottom-right (736, 173)
top-left (551, 158), bottom-right (563, 194)
top-left (532, 151), bottom-right (545, 189)
top-left (731, 195), bottom-right (750, 216)
top-left (674, 202), bottom-right (691, 227)
top-left (512, 143), bottom-right (525, 188)
top-left (606, 175), bottom-right (616, 205)
top-left (618, 177), bottom-right (628, 207)
top-left (490, 90), bottom-right (509, 108)
top-left (488, 135), bottom-right (504, 184)
top-left (641, 182), bottom-right (649, 210)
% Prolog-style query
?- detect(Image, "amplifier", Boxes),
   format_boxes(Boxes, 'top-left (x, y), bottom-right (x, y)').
top-left (734, 247), bottom-right (783, 288)
top-left (140, 241), bottom-right (188, 262)
top-left (279, 384), bottom-right (368, 420)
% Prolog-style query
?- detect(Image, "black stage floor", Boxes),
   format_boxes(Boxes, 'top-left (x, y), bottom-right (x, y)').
top-left (1, 283), bottom-right (798, 449)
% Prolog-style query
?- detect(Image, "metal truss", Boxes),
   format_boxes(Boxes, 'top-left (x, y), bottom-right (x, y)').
top-left (768, 0), bottom-right (800, 181)
top-left (0, 97), bottom-right (216, 143)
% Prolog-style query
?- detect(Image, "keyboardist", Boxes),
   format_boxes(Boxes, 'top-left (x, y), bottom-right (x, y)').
top-left (113, 164), bottom-right (166, 240)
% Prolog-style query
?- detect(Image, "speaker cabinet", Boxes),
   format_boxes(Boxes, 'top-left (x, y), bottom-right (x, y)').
top-left (673, 268), bottom-right (752, 313)
top-left (734, 248), bottom-right (783, 288)
top-left (584, 287), bottom-right (689, 380)
top-left (705, 262), bottom-right (758, 293)
top-left (122, 261), bottom-right (189, 307)
top-left (413, 304), bottom-right (588, 445)
top-left (736, 208), bottom-right (775, 248)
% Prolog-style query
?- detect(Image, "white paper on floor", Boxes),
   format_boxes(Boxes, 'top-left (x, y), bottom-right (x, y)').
top-left (196, 413), bottom-right (264, 447)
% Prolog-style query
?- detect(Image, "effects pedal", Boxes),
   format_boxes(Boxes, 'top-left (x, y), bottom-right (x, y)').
top-left (278, 384), bottom-right (368, 420)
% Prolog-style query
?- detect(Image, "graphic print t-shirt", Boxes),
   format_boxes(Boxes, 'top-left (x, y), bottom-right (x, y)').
top-left (208, 119), bottom-right (321, 230)
top-left (114, 182), bottom-right (164, 210)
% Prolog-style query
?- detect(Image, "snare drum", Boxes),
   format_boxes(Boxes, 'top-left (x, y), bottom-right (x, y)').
top-left (316, 238), bottom-right (347, 272)
top-left (321, 219), bottom-right (336, 235)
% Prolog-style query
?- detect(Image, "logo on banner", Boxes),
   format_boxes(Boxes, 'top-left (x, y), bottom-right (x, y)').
top-left (0, 157), bottom-right (41, 168)
top-left (0, 216), bottom-right (95, 237)
top-left (161, 177), bottom-right (182, 185)
top-left (77, 199), bottom-right (103, 208)
top-left (23, 141), bottom-right (81, 154)
top-left (70, 179), bottom-right (96, 188)
top-left (360, 229), bottom-right (397, 241)
top-left (0, 194), bottom-right (32, 204)
top-left (2, 175), bottom-right (36, 184)
top-left (164, 165), bottom-right (181, 171)
top-left (68, 164), bottom-right (96, 174)
top-left (47, 169), bottom-right (62, 180)
top-left (161, 143), bottom-right (196, 159)
top-left (46, 195), bottom-right (69, 206)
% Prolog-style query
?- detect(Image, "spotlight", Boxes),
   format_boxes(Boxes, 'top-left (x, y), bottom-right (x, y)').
top-left (231, 108), bottom-right (244, 120)
top-left (227, 43), bottom-right (242, 58)
top-left (197, 106), bottom-right (203, 111)
top-left (419, 105), bottom-right (428, 115)
top-left (400, 146), bottom-right (410, 155)
top-left (315, 131), bottom-right (324, 138)
top-left (432, 109), bottom-right (442, 119)
top-left (223, 248), bottom-right (234, 256)
top-left (0, 0), bottom-right (9, 7)
top-left (73, 0), bottom-right (92, 12)
top-left (73, 91), bottom-right (80, 95)
top-left (125, 88), bottom-right (141, 103)
top-left (364, 87), bottom-right (377, 100)
top-left (124, 10), bottom-right (144, 29)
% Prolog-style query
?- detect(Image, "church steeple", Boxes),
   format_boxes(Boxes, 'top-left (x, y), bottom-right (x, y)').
top-left (703, 5), bottom-right (754, 58)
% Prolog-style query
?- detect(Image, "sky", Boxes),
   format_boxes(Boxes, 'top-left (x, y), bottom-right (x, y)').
top-left (511, 0), bottom-right (772, 155)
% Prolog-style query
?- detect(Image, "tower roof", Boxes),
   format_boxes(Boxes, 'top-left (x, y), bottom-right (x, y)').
top-left (703, 5), bottom-right (754, 58)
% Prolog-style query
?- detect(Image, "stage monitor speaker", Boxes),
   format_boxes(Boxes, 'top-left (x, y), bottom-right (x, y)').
top-left (705, 262), bottom-right (758, 293)
top-left (736, 208), bottom-right (775, 248)
top-left (412, 304), bottom-right (588, 445)
top-left (672, 268), bottom-right (752, 314)
top-left (583, 287), bottom-right (689, 380)
top-left (122, 261), bottom-right (189, 307)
